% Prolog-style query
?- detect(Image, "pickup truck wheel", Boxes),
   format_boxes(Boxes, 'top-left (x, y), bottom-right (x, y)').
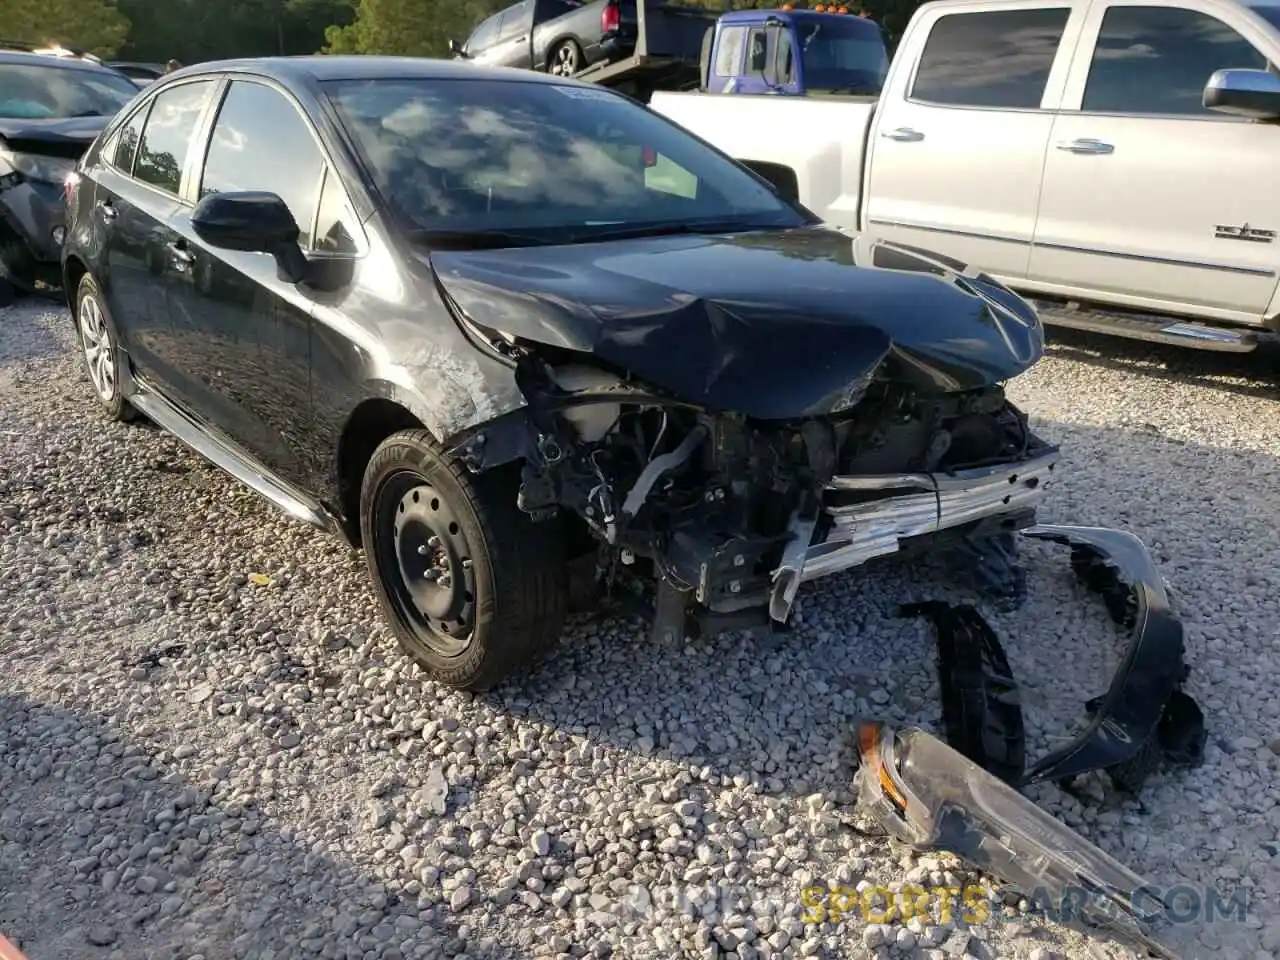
top-left (549, 40), bottom-right (582, 77)
top-left (74, 274), bottom-right (139, 423)
top-left (360, 429), bottom-right (568, 692)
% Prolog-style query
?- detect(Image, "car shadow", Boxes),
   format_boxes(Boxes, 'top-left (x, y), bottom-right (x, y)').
top-left (1043, 326), bottom-right (1280, 402)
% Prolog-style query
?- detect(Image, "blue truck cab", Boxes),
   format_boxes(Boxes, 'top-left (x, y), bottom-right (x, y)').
top-left (698, 6), bottom-right (888, 97)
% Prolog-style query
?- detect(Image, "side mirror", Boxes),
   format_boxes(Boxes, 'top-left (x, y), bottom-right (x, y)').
top-left (448, 39), bottom-right (469, 59)
top-left (1203, 68), bottom-right (1280, 120)
top-left (191, 190), bottom-right (308, 284)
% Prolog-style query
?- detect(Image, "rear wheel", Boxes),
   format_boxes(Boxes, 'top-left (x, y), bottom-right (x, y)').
top-left (359, 429), bottom-right (568, 691)
top-left (74, 273), bottom-right (139, 423)
top-left (549, 39), bottom-right (583, 77)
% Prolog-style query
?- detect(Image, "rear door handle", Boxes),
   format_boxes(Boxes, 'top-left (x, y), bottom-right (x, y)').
top-left (881, 127), bottom-right (925, 142)
top-left (96, 199), bottom-right (117, 222)
top-left (1056, 138), bottom-right (1114, 155)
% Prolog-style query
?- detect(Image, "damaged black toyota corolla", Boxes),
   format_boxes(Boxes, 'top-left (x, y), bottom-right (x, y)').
top-left (63, 57), bottom-right (1058, 690)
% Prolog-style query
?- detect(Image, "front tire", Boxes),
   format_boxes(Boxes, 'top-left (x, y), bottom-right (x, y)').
top-left (359, 429), bottom-right (568, 691)
top-left (74, 273), bottom-right (139, 423)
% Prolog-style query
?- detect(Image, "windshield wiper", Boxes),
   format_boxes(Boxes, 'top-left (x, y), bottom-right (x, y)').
top-left (567, 217), bottom-right (783, 243)
top-left (406, 228), bottom-right (547, 250)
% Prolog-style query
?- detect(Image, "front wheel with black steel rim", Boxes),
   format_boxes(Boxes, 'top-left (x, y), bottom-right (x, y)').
top-left (75, 273), bottom-right (139, 423)
top-left (549, 40), bottom-right (582, 77)
top-left (360, 429), bottom-right (568, 691)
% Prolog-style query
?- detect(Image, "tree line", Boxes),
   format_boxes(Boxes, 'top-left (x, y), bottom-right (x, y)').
top-left (1, 0), bottom-right (920, 64)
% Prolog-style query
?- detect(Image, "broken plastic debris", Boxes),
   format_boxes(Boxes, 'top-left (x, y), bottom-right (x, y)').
top-left (248, 573), bottom-right (272, 586)
top-left (854, 722), bottom-right (1181, 960)
top-left (904, 525), bottom-right (1206, 795)
top-left (898, 601), bottom-right (1025, 785)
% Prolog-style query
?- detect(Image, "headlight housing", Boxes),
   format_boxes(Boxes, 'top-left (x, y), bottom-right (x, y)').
top-left (0, 148), bottom-right (78, 188)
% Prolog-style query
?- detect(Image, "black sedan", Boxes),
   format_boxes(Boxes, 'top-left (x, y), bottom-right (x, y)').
top-left (62, 56), bottom-right (1055, 691)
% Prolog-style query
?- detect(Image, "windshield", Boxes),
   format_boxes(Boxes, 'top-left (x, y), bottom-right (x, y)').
top-left (323, 77), bottom-right (807, 244)
top-left (1252, 3), bottom-right (1280, 30)
top-left (0, 62), bottom-right (138, 119)
top-left (794, 18), bottom-right (888, 93)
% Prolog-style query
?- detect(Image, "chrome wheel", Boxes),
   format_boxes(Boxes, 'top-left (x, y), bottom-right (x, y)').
top-left (79, 291), bottom-right (116, 402)
top-left (551, 42), bottom-right (580, 76)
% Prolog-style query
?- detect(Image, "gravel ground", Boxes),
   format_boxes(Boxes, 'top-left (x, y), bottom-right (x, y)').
top-left (2, 302), bottom-right (1279, 960)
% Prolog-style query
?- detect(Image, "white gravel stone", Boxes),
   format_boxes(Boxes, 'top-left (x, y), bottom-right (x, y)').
top-left (3, 306), bottom-right (1278, 959)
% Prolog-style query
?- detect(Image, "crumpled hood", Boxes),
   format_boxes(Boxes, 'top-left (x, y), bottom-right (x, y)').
top-left (430, 225), bottom-right (1044, 419)
top-left (0, 115), bottom-right (108, 148)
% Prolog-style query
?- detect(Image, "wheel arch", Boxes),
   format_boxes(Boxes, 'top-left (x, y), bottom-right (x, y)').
top-left (63, 254), bottom-right (90, 311)
top-left (335, 396), bottom-right (429, 547)
top-left (542, 34), bottom-right (585, 70)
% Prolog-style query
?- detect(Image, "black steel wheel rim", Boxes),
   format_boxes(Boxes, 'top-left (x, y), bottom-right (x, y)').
top-left (376, 472), bottom-right (477, 658)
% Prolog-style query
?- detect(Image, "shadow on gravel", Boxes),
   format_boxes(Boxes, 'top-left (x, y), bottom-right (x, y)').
top-left (1044, 327), bottom-right (1280, 402)
top-left (0, 695), bottom-right (508, 960)
top-left (0, 303), bottom-right (68, 366)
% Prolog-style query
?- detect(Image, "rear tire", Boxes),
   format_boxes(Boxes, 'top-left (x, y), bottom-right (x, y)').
top-left (549, 39), bottom-right (583, 77)
top-left (74, 273), bottom-right (139, 423)
top-left (359, 429), bottom-right (568, 691)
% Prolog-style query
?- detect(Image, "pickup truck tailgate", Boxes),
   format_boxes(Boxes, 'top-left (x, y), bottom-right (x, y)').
top-left (649, 91), bottom-right (877, 228)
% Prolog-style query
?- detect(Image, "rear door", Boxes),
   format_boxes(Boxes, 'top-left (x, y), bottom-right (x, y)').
top-left (1027, 0), bottom-right (1280, 320)
top-left (863, 3), bottom-right (1084, 282)
top-left (168, 77), bottom-right (335, 486)
top-left (91, 79), bottom-right (217, 393)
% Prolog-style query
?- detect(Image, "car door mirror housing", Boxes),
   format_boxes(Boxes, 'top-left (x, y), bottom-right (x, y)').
top-left (1203, 68), bottom-right (1280, 121)
top-left (192, 191), bottom-right (300, 253)
top-left (449, 39), bottom-right (470, 58)
top-left (192, 190), bottom-right (311, 284)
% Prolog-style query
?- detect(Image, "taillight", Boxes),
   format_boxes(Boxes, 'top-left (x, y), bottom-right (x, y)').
top-left (601, 1), bottom-right (620, 33)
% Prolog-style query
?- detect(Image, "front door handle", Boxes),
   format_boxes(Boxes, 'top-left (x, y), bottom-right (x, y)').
top-left (882, 126), bottom-right (925, 142)
top-left (1056, 138), bottom-right (1114, 155)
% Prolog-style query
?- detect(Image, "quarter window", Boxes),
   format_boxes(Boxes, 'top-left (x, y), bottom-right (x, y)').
top-left (200, 81), bottom-right (326, 248)
top-left (108, 104), bottom-right (148, 174)
top-left (313, 166), bottom-right (361, 255)
top-left (1082, 6), bottom-right (1268, 115)
top-left (910, 8), bottom-right (1071, 109)
top-left (134, 81), bottom-right (214, 195)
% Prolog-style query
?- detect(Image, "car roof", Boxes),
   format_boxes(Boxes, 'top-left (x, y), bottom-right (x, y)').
top-left (0, 47), bottom-right (124, 75)
top-left (163, 55), bottom-right (577, 87)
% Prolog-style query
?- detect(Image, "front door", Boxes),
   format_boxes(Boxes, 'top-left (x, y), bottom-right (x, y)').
top-left (863, 5), bottom-right (1080, 283)
top-left (168, 78), bottom-right (325, 487)
top-left (1027, 1), bottom-right (1280, 319)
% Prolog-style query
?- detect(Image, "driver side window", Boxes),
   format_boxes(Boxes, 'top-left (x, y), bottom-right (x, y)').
top-left (200, 80), bottom-right (325, 248)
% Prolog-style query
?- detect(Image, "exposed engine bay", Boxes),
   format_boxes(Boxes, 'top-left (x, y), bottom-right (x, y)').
top-left (452, 348), bottom-right (1059, 641)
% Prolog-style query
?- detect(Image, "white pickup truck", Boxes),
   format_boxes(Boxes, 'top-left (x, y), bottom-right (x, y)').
top-left (649, 0), bottom-right (1280, 352)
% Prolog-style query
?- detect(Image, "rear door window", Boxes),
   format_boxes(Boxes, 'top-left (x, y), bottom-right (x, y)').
top-left (910, 8), bottom-right (1071, 109)
top-left (134, 80), bottom-right (215, 195)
